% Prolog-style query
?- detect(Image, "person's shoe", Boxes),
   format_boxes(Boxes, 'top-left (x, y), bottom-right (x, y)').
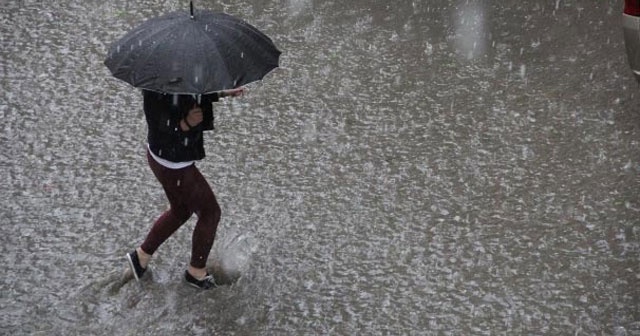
top-left (185, 270), bottom-right (218, 290)
top-left (126, 250), bottom-right (146, 282)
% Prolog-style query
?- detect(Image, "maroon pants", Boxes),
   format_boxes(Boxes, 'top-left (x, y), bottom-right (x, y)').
top-left (141, 150), bottom-right (221, 269)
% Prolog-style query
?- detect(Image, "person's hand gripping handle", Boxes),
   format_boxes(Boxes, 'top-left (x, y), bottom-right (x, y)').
top-left (181, 104), bottom-right (203, 131)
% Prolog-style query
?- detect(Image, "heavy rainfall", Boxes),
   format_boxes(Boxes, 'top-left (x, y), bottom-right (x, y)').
top-left (1, 0), bottom-right (639, 335)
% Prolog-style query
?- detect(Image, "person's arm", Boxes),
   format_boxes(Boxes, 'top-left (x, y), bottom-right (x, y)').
top-left (219, 87), bottom-right (246, 98)
top-left (144, 91), bottom-right (195, 134)
top-left (198, 88), bottom-right (244, 131)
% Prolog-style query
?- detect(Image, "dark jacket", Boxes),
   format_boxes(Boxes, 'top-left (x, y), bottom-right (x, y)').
top-left (143, 90), bottom-right (219, 163)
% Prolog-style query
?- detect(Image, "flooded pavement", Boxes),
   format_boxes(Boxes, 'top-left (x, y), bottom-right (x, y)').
top-left (1, 0), bottom-right (639, 334)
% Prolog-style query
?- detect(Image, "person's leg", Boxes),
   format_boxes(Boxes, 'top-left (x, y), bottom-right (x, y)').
top-left (139, 208), bottom-right (190, 264)
top-left (137, 151), bottom-right (193, 267)
top-left (181, 165), bottom-right (221, 279)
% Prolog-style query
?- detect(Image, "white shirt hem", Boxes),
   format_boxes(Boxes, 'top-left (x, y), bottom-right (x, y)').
top-left (147, 144), bottom-right (195, 169)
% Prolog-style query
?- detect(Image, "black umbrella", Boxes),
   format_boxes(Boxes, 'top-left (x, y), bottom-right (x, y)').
top-left (104, 1), bottom-right (280, 94)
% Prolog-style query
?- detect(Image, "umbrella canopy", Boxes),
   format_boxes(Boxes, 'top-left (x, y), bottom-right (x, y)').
top-left (104, 2), bottom-right (280, 94)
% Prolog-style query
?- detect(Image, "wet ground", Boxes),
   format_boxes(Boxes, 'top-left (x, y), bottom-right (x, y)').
top-left (1, 0), bottom-right (639, 334)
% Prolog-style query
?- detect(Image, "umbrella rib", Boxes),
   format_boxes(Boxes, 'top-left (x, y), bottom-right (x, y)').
top-left (109, 22), bottom-right (179, 80)
top-left (197, 24), bottom-right (236, 90)
top-left (112, 14), bottom-right (180, 59)
top-left (129, 25), bottom-right (181, 87)
top-left (196, 18), bottom-right (277, 85)
top-left (211, 18), bottom-right (279, 67)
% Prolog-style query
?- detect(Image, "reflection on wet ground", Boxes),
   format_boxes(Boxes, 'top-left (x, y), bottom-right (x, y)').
top-left (1, 0), bottom-right (639, 334)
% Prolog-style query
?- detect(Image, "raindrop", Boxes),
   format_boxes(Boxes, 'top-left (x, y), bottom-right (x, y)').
top-left (116, 45), bottom-right (120, 53)
top-left (159, 150), bottom-right (163, 156)
top-left (424, 42), bottom-right (433, 55)
top-left (177, 180), bottom-right (181, 187)
top-left (520, 64), bottom-right (526, 79)
top-left (240, 52), bottom-right (244, 59)
top-left (138, 40), bottom-right (142, 47)
top-left (184, 138), bottom-right (189, 146)
top-left (193, 65), bottom-right (203, 83)
top-left (166, 120), bottom-right (170, 126)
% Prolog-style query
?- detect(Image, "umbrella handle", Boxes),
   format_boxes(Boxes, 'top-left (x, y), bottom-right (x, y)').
top-left (190, 1), bottom-right (194, 19)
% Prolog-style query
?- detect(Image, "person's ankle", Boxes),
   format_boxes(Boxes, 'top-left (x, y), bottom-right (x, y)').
top-left (136, 247), bottom-right (151, 269)
top-left (187, 266), bottom-right (207, 280)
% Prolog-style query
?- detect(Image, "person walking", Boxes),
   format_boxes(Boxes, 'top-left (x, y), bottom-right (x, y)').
top-left (126, 87), bottom-right (245, 290)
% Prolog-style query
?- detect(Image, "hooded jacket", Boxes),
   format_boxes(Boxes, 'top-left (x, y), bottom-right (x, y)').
top-left (143, 90), bottom-right (219, 163)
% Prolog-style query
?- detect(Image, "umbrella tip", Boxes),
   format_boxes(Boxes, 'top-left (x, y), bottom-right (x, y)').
top-left (190, 1), bottom-right (194, 19)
